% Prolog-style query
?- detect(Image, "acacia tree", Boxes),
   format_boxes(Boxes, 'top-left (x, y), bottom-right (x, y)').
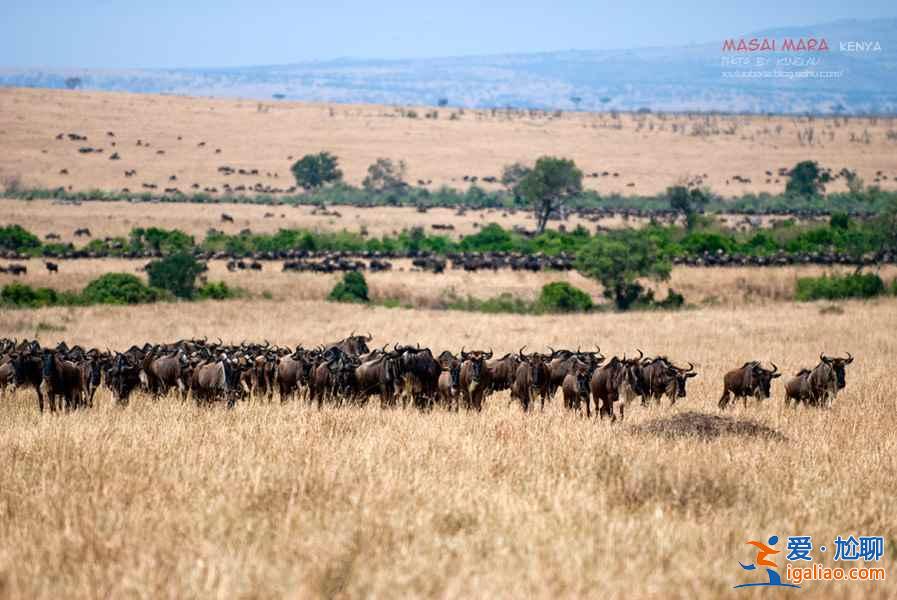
top-left (786, 160), bottom-right (829, 196)
top-left (518, 156), bottom-right (583, 234)
top-left (667, 185), bottom-right (710, 230)
top-left (362, 158), bottom-right (407, 193)
top-left (500, 162), bottom-right (531, 205)
top-left (291, 152), bottom-right (343, 191)
top-left (575, 230), bottom-right (671, 310)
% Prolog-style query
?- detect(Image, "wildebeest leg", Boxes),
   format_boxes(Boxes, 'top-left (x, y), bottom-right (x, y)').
top-left (37, 388), bottom-right (45, 413)
top-left (718, 389), bottom-right (731, 410)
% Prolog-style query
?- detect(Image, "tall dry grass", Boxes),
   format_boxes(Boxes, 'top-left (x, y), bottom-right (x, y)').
top-left (0, 298), bottom-right (895, 598)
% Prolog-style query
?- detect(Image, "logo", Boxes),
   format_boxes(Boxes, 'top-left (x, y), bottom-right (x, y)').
top-left (734, 534), bottom-right (887, 589)
top-left (735, 536), bottom-right (800, 589)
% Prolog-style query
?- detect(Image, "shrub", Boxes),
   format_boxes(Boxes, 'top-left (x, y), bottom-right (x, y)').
top-left (195, 281), bottom-right (242, 300)
top-left (147, 253), bottom-right (205, 299)
top-left (328, 272), bottom-right (369, 303)
top-left (536, 282), bottom-right (593, 313)
top-left (830, 212), bottom-right (851, 230)
top-left (81, 273), bottom-right (162, 305)
top-left (795, 272), bottom-right (885, 301)
top-left (131, 227), bottom-right (194, 254)
top-left (1, 282), bottom-right (64, 308)
top-left (0, 224), bottom-right (41, 252)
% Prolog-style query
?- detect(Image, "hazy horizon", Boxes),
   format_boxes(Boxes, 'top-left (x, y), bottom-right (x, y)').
top-left (4, 1), bottom-right (896, 69)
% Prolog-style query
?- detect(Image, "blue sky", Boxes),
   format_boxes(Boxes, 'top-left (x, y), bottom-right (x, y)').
top-left (3, 1), bottom-right (895, 68)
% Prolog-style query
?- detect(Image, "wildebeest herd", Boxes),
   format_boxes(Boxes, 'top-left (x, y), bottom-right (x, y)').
top-left (0, 336), bottom-right (852, 417)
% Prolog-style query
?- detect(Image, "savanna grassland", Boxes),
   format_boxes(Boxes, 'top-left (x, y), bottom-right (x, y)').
top-left (2, 86), bottom-right (897, 599)
top-left (1, 299), bottom-right (896, 599)
top-left (2, 87), bottom-right (897, 197)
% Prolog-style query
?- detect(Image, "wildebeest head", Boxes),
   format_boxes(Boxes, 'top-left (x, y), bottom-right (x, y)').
top-left (329, 332), bottom-right (373, 356)
top-left (460, 347), bottom-right (492, 384)
top-left (670, 362), bottom-right (698, 398)
top-left (745, 361), bottom-right (781, 398)
top-left (820, 352), bottom-right (853, 390)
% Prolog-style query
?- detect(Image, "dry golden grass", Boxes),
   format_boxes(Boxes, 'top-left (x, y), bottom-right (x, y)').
top-left (2, 87), bottom-right (897, 198)
top-left (0, 298), bottom-right (895, 598)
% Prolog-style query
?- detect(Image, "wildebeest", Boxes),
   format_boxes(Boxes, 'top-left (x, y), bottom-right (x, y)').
top-left (562, 361), bottom-right (593, 416)
top-left (40, 351), bottom-right (85, 411)
top-left (590, 354), bottom-right (647, 420)
top-left (483, 351), bottom-right (518, 395)
top-left (459, 348), bottom-right (493, 411)
top-left (45, 261), bottom-right (59, 274)
top-left (787, 353), bottom-right (853, 408)
top-left (141, 350), bottom-right (188, 400)
top-left (640, 357), bottom-right (697, 406)
top-left (191, 355), bottom-right (240, 407)
top-left (106, 353), bottom-right (143, 405)
top-left (276, 350), bottom-right (315, 402)
top-left (436, 350), bottom-right (461, 409)
top-left (509, 347), bottom-right (549, 412)
top-left (221, 213), bottom-right (234, 223)
top-left (784, 369), bottom-right (813, 407)
top-left (74, 228), bottom-right (91, 237)
top-left (9, 343), bottom-right (45, 410)
top-left (354, 348), bottom-right (402, 407)
top-left (326, 333), bottom-right (373, 356)
top-left (395, 345), bottom-right (441, 408)
top-left (718, 361), bottom-right (781, 409)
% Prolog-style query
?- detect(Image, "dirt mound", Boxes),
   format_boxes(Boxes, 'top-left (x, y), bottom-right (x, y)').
top-left (631, 411), bottom-right (786, 442)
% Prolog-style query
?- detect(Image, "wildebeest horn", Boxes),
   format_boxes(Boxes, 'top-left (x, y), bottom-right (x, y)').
top-left (216, 337), bottom-right (223, 345)
top-left (844, 352), bottom-right (853, 363)
top-left (460, 346), bottom-right (467, 359)
top-left (595, 345), bottom-right (601, 355)
top-left (486, 348), bottom-right (493, 359)
top-left (769, 362), bottom-right (778, 373)
top-left (367, 332), bottom-right (373, 341)
top-left (519, 345), bottom-right (527, 357)
top-left (636, 348), bottom-right (644, 360)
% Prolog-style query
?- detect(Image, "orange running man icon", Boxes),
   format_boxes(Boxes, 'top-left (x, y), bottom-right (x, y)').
top-left (745, 539), bottom-right (779, 568)
top-left (734, 535), bottom-right (799, 589)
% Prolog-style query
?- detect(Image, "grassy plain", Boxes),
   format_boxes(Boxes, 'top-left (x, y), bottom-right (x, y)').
top-left (1, 299), bottom-right (895, 598)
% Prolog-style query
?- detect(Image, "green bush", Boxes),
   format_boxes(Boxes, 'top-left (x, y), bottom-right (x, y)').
top-left (147, 253), bottom-right (205, 299)
top-left (328, 271), bottom-right (369, 303)
top-left (0, 282), bottom-right (70, 308)
top-left (0, 224), bottom-right (41, 252)
top-left (131, 227), bottom-right (194, 254)
top-left (195, 281), bottom-right (242, 300)
top-left (795, 272), bottom-right (885, 301)
top-left (81, 273), bottom-right (163, 305)
top-left (536, 282), bottom-right (593, 313)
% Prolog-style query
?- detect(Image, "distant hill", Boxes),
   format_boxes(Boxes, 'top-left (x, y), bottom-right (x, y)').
top-left (2, 18), bottom-right (895, 114)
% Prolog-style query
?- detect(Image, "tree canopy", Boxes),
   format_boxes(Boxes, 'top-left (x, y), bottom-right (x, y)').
top-left (517, 156), bottom-right (583, 233)
top-left (291, 152), bottom-right (343, 190)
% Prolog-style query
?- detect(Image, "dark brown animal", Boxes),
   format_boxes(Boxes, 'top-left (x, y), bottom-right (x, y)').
top-left (458, 349), bottom-right (493, 411)
top-left (590, 355), bottom-right (647, 420)
top-left (562, 361), bottom-right (592, 416)
top-left (40, 351), bottom-right (85, 411)
top-left (718, 361), bottom-right (781, 409)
